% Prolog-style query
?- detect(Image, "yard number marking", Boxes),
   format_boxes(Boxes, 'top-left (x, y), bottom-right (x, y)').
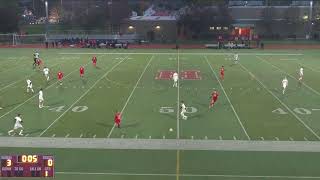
top-left (49, 106), bottom-right (88, 113)
top-left (272, 107), bottom-right (314, 115)
top-left (159, 107), bottom-right (198, 114)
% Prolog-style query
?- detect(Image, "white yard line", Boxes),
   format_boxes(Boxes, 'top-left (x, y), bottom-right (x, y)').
top-left (56, 171), bottom-right (320, 179)
top-left (177, 50), bottom-right (180, 139)
top-left (0, 59), bottom-right (94, 121)
top-left (60, 52), bottom-right (303, 56)
top-left (204, 56), bottom-right (251, 140)
top-left (256, 56), bottom-right (320, 96)
top-left (106, 55), bottom-right (155, 138)
top-left (39, 57), bottom-right (127, 137)
top-left (239, 62), bottom-right (320, 140)
top-left (0, 61), bottom-right (61, 92)
top-left (297, 62), bottom-right (320, 73)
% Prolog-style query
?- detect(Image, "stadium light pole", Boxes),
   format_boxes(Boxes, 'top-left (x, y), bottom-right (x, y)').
top-left (309, 0), bottom-right (313, 39)
top-left (45, 0), bottom-right (49, 36)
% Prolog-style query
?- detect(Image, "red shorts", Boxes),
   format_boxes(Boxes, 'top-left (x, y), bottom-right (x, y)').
top-left (80, 70), bottom-right (84, 74)
top-left (115, 120), bottom-right (121, 124)
top-left (220, 73), bottom-right (224, 76)
top-left (58, 77), bottom-right (63, 80)
top-left (211, 98), bottom-right (217, 104)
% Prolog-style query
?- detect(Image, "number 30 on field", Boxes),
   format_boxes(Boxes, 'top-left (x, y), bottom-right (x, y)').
top-left (272, 107), bottom-right (312, 115)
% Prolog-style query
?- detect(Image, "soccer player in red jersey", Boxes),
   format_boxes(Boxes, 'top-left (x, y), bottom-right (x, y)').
top-left (114, 111), bottom-right (121, 128)
top-left (92, 56), bottom-right (97, 67)
top-left (37, 58), bottom-right (43, 70)
top-left (220, 66), bottom-right (225, 80)
top-left (209, 90), bottom-right (219, 109)
top-left (80, 66), bottom-right (84, 77)
top-left (57, 71), bottom-right (64, 85)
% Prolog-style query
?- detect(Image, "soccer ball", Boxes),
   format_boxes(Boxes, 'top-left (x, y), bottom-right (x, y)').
top-left (169, 128), bottom-right (173, 132)
top-left (182, 116), bottom-right (188, 120)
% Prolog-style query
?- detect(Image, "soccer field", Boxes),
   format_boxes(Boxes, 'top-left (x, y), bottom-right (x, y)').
top-left (1, 48), bottom-right (320, 179)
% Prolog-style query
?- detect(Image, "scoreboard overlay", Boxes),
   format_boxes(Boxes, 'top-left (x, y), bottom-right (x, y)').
top-left (1, 155), bottom-right (54, 177)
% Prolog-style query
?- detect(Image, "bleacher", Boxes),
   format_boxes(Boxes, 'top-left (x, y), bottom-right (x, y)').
top-left (229, 1), bottom-right (263, 6)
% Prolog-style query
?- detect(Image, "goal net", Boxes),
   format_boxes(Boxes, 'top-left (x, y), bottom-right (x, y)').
top-left (0, 34), bottom-right (14, 45)
top-left (14, 34), bottom-right (47, 45)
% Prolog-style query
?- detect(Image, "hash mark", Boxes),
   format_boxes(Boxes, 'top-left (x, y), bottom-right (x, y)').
top-left (191, 136), bottom-right (194, 140)
top-left (260, 137), bottom-right (264, 140)
top-left (289, 137), bottom-right (294, 141)
top-left (219, 136), bottom-right (222, 140)
top-left (163, 136), bottom-right (165, 139)
top-left (51, 134), bottom-right (56, 137)
top-left (233, 136), bottom-right (237, 140)
top-left (304, 137), bottom-right (308, 141)
top-left (121, 135), bottom-right (124, 138)
top-left (80, 134), bottom-right (83, 138)
top-left (65, 134), bottom-right (70, 138)
top-left (275, 137), bottom-right (279, 141)
top-left (93, 134), bottom-right (96, 138)
top-left (25, 134), bottom-right (29, 137)
top-left (149, 136), bottom-right (152, 139)
top-left (135, 134), bottom-right (138, 139)
top-left (205, 136), bottom-right (208, 140)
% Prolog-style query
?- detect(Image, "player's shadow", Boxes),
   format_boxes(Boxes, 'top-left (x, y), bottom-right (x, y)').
top-left (24, 129), bottom-right (44, 136)
top-left (96, 122), bottom-right (114, 128)
top-left (81, 78), bottom-right (87, 85)
top-left (47, 100), bottom-right (64, 107)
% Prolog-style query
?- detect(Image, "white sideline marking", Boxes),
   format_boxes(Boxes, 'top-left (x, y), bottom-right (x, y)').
top-left (257, 56), bottom-right (320, 96)
top-left (107, 55), bottom-right (154, 138)
top-left (239, 62), bottom-right (320, 140)
top-left (65, 134), bottom-right (70, 138)
top-left (0, 60), bottom-right (93, 121)
top-left (60, 52), bottom-right (303, 56)
top-left (39, 56), bottom-right (124, 137)
top-left (205, 55), bottom-right (251, 140)
top-left (56, 171), bottom-right (320, 179)
top-left (177, 50), bottom-right (180, 139)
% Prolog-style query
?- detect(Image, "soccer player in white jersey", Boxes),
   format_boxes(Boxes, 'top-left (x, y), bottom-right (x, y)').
top-left (234, 53), bottom-right (239, 64)
top-left (282, 77), bottom-right (288, 94)
top-left (298, 67), bottom-right (303, 86)
top-left (8, 114), bottom-right (24, 136)
top-left (172, 72), bottom-right (179, 87)
top-left (43, 67), bottom-right (50, 81)
top-left (33, 51), bottom-right (39, 68)
top-left (39, 88), bottom-right (44, 108)
top-left (26, 79), bottom-right (34, 93)
top-left (180, 101), bottom-right (188, 120)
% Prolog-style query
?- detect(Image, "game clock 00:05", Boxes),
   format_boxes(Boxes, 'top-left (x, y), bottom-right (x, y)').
top-left (0, 155), bottom-right (54, 177)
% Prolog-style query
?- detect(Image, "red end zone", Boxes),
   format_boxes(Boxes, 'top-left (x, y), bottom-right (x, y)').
top-left (155, 70), bottom-right (201, 80)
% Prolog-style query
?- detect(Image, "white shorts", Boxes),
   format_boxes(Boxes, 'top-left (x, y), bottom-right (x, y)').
top-left (14, 123), bottom-right (23, 130)
top-left (181, 109), bottom-right (186, 113)
top-left (173, 78), bottom-right (178, 82)
top-left (39, 97), bottom-right (44, 102)
top-left (44, 73), bottom-right (49, 76)
top-left (283, 85), bottom-right (287, 89)
top-left (27, 85), bottom-right (32, 89)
